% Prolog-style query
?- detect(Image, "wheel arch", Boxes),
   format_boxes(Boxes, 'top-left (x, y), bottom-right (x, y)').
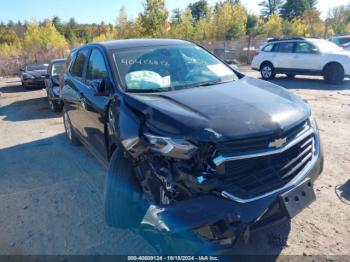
top-left (260, 60), bottom-right (274, 70)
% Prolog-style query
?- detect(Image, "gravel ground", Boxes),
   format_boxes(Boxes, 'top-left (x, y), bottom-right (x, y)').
top-left (0, 69), bottom-right (349, 257)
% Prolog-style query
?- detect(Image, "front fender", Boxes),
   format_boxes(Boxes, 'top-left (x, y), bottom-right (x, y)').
top-left (107, 98), bottom-right (146, 159)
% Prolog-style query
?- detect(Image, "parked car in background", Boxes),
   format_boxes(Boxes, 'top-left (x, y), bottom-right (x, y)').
top-left (252, 37), bottom-right (350, 84)
top-left (329, 35), bottom-right (350, 49)
top-left (44, 59), bottom-right (66, 112)
top-left (342, 42), bottom-right (350, 51)
top-left (20, 63), bottom-right (49, 90)
top-left (60, 39), bottom-right (323, 247)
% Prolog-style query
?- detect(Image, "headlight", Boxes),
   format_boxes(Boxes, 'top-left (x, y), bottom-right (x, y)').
top-left (23, 73), bottom-right (35, 80)
top-left (309, 115), bottom-right (318, 132)
top-left (52, 86), bottom-right (60, 96)
top-left (144, 133), bottom-right (197, 160)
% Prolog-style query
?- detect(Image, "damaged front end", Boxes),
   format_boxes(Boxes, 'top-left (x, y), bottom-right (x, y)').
top-left (121, 114), bottom-right (324, 246)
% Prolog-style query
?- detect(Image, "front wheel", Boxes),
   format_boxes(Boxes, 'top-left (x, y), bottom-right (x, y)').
top-left (260, 62), bottom-right (276, 80)
top-left (62, 107), bottom-right (80, 145)
top-left (104, 149), bottom-right (148, 228)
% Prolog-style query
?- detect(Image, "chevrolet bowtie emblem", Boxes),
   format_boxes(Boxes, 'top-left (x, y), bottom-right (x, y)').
top-left (269, 138), bottom-right (287, 148)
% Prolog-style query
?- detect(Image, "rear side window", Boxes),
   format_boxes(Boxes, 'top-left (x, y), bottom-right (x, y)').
top-left (70, 49), bottom-right (89, 79)
top-left (273, 42), bottom-right (294, 53)
top-left (263, 44), bottom-right (274, 52)
top-left (86, 49), bottom-right (108, 83)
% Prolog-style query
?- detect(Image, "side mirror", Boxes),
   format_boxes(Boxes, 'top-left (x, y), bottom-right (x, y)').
top-left (19, 68), bottom-right (24, 72)
top-left (311, 48), bottom-right (320, 54)
top-left (90, 79), bottom-right (107, 96)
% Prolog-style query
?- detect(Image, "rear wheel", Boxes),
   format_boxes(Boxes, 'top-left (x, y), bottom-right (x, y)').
top-left (104, 149), bottom-right (148, 228)
top-left (260, 62), bottom-right (276, 80)
top-left (62, 107), bottom-right (80, 145)
top-left (323, 63), bottom-right (344, 84)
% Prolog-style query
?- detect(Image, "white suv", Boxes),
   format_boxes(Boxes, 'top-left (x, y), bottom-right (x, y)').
top-left (251, 38), bottom-right (350, 84)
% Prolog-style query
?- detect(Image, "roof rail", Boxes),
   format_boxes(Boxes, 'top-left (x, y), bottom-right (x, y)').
top-left (267, 37), bottom-right (305, 42)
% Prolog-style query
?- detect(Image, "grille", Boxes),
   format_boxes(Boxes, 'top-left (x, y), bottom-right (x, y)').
top-left (216, 120), bottom-right (308, 154)
top-left (220, 133), bottom-right (315, 199)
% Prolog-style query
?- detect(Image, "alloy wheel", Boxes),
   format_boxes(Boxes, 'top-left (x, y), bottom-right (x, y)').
top-left (262, 66), bottom-right (272, 78)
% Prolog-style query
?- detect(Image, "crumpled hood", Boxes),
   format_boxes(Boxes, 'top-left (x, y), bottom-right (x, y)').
top-left (124, 77), bottom-right (310, 141)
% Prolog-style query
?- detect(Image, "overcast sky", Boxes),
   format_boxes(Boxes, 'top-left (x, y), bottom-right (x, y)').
top-left (0, 0), bottom-right (349, 24)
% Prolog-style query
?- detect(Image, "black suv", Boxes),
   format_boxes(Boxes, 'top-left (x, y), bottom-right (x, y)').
top-left (61, 39), bottom-right (323, 246)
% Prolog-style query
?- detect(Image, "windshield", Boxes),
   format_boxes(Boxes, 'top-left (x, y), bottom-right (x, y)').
top-left (51, 62), bottom-right (65, 76)
top-left (112, 45), bottom-right (238, 92)
top-left (26, 64), bottom-right (48, 71)
top-left (312, 40), bottom-right (344, 53)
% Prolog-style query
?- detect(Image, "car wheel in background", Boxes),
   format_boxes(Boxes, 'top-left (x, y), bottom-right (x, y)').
top-left (260, 62), bottom-right (276, 80)
top-left (48, 100), bottom-right (62, 113)
top-left (323, 63), bottom-right (345, 84)
top-left (62, 107), bottom-right (80, 146)
top-left (22, 81), bottom-right (29, 90)
top-left (104, 149), bottom-right (148, 229)
top-left (286, 74), bottom-right (295, 78)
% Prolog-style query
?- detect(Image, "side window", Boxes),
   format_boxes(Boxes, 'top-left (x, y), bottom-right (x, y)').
top-left (273, 42), bottom-right (294, 53)
top-left (263, 44), bottom-right (274, 52)
top-left (295, 42), bottom-right (313, 53)
top-left (86, 49), bottom-right (108, 85)
top-left (70, 49), bottom-right (89, 79)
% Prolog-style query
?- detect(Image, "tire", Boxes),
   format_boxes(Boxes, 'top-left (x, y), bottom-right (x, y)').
top-left (104, 149), bottom-right (148, 228)
top-left (22, 81), bottom-right (29, 90)
top-left (48, 99), bottom-right (62, 113)
top-left (62, 107), bottom-right (80, 146)
top-left (260, 62), bottom-right (276, 80)
top-left (286, 74), bottom-right (295, 78)
top-left (323, 63), bottom-right (345, 84)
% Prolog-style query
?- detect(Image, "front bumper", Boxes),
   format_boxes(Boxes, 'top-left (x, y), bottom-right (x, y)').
top-left (23, 78), bottom-right (46, 88)
top-left (141, 143), bottom-right (323, 244)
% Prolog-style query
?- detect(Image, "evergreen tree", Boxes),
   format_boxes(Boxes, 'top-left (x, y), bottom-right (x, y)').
top-left (188, 0), bottom-right (208, 22)
top-left (259, 0), bottom-right (284, 18)
top-left (137, 0), bottom-right (169, 38)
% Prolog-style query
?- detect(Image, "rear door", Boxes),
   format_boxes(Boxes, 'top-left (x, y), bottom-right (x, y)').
top-left (63, 48), bottom-right (90, 136)
top-left (77, 47), bottom-right (111, 161)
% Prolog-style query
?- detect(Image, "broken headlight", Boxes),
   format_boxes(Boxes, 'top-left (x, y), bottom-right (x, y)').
top-left (308, 115), bottom-right (318, 133)
top-left (144, 133), bottom-right (197, 160)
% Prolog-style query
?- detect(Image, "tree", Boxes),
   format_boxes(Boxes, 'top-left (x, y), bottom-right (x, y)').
top-left (214, 1), bottom-right (247, 40)
top-left (302, 9), bottom-right (324, 37)
top-left (308, 0), bottom-right (318, 9)
top-left (188, 0), bottom-right (208, 23)
top-left (265, 12), bottom-right (283, 37)
top-left (169, 9), bottom-right (194, 39)
top-left (171, 8), bottom-right (182, 24)
top-left (52, 16), bottom-right (65, 35)
top-left (0, 27), bottom-right (21, 57)
top-left (327, 5), bottom-right (350, 35)
top-left (23, 21), bottom-right (68, 55)
top-left (259, 0), bottom-right (284, 18)
top-left (137, 0), bottom-right (169, 38)
top-left (290, 17), bottom-right (307, 36)
top-left (192, 9), bottom-right (215, 40)
top-left (281, 0), bottom-right (310, 20)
